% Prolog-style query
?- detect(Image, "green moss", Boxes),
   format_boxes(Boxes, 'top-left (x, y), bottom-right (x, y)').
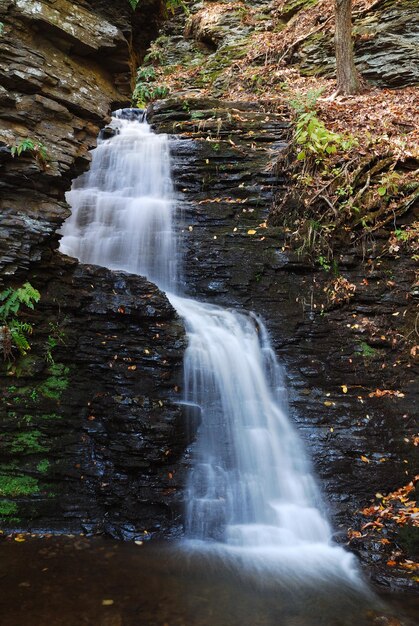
top-left (40, 413), bottom-right (62, 420)
top-left (38, 364), bottom-right (70, 400)
top-left (10, 430), bottom-right (45, 454)
top-left (36, 460), bottom-right (50, 474)
top-left (358, 341), bottom-right (378, 359)
top-left (0, 462), bottom-right (18, 473)
top-left (281, 0), bottom-right (318, 18)
top-left (0, 475), bottom-right (39, 497)
top-left (0, 500), bottom-right (18, 518)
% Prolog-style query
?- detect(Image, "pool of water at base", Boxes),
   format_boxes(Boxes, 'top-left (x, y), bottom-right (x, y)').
top-left (0, 537), bottom-right (417, 626)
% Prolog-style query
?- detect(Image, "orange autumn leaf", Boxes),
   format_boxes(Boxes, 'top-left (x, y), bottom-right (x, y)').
top-left (368, 389), bottom-right (405, 398)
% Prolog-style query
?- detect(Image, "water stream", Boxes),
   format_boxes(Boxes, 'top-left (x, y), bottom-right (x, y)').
top-left (58, 112), bottom-right (395, 623)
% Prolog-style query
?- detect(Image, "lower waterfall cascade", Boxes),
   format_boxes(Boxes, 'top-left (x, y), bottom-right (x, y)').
top-left (59, 111), bottom-right (375, 600)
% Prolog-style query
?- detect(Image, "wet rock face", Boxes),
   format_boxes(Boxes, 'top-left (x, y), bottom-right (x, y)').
top-left (298, 0), bottom-right (419, 88)
top-left (0, 0), bottom-right (162, 281)
top-left (149, 97), bottom-right (418, 589)
top-left (0, 0), bottom-right (187, 539)
top-left (0, 254), bottom-right (187, 539)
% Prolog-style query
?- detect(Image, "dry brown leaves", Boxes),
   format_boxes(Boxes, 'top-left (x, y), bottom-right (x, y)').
top-left (349, 476), bottom-right (419, 573)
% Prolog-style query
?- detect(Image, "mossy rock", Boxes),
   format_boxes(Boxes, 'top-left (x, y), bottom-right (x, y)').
top-left (0, 499), bottom-right (18, 521)
top-left (0, 475), bottom-right (39, 497)
top-left (281, 0), bottom-right (318, 19)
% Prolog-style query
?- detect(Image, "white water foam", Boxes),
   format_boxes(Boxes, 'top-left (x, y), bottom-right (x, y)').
top-left (60, 112), bottom-right (365, 589)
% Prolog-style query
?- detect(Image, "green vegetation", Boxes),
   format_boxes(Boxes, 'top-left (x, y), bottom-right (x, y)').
top-left (133, 66), bottom-right (170, 107)
top-left (38, 363), bottom-right (70, 400)
top-left (10, 431), bottom-right (45, 454)
top-left (290, 90), bottom-right (356, 166)
top-left (358, 341), bottom-right (377, 359)
top-left (0, 500), bottom-right (18, 520)
top-left (0, 282), bottom-right (40, 360)
top-left (11, 138), bottom-right (50, 169)
top-left (0, 475), bottom-right (39, 497)
top-left (127, 0), bottom-right (188, 15)
top-left (45, 320), bottom-right (67, 366)
top-left (36, 460), bottom-right (50, 474)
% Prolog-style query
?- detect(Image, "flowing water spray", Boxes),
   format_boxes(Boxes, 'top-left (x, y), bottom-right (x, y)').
top-left (60, 114), bottom-right (177, 292)
top-left (60, 112), bottom-right (368, 592)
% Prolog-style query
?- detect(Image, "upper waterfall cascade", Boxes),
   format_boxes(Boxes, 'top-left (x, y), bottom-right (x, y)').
top-left (59, 112), bottom-right (363, 586)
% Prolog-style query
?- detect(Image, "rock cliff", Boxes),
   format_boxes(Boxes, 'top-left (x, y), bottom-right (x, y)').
top-left (0, 0), bottom-right (188, 539)
top-left (148, 96), bottom-right (418, 591)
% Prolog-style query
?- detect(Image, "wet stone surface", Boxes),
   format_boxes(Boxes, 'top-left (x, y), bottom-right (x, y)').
top-left (0, 254), bottom-right (187, 539)
top-left (149, 97), bottom-right (418, 592)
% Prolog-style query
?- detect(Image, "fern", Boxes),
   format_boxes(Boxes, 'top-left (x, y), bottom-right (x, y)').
top-left (0, 283), bottom-right (40, 321)
top-left (9, 321), bottom-right (33, 354)
top-left (0, 283), bottom-right (40, 359)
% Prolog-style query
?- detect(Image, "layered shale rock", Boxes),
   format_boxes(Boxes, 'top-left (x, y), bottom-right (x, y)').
top-left (0, 0), bottom-right (187, 538)
top-left (298, 0), bottom-right (419, 88)
top-left (0, 254), bottom-right (186, 538)
top-left (150, 97), bottom-right (418, 589)
top-left (0, 0), bottom-right (162, 279)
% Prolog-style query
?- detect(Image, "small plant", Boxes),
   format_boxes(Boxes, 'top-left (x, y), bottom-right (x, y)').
top-left (0, 282), bottom-right (41, 360)
top-left (289, 90), bottom-right (356, 165)
top-left (317, 255), bottom-right (331, 272)
top-left (377, 171), bottom-right (400, 198)
top-left (388, 222), bottom-right (419, 256)
top-left (11, 138), bottom-right (50, 169)
top-left (358, 341), bottom-right (377, 359)
top-left (191, 111), bottom-right (205, 120)
top-left (165, 0), bottom-right (189, 16)
top-left (133, 66), bottom-right (170, 107)
top-left (137, 66), bottom-right (156, 82)
top-left (45, 320), bottom-right (67, 365)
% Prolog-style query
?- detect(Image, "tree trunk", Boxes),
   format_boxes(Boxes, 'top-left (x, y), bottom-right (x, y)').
top-left (335, 0), bottom-right (361, 95)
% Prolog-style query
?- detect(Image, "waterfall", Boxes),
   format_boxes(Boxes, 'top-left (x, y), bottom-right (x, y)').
top-left (59, 111), bottom-right (363, 587)
top-left (60, 116), bottom-right (177, 292)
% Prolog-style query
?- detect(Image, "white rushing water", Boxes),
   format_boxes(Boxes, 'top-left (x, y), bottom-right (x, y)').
top-left (60, 112), bottom-right (363, 587)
